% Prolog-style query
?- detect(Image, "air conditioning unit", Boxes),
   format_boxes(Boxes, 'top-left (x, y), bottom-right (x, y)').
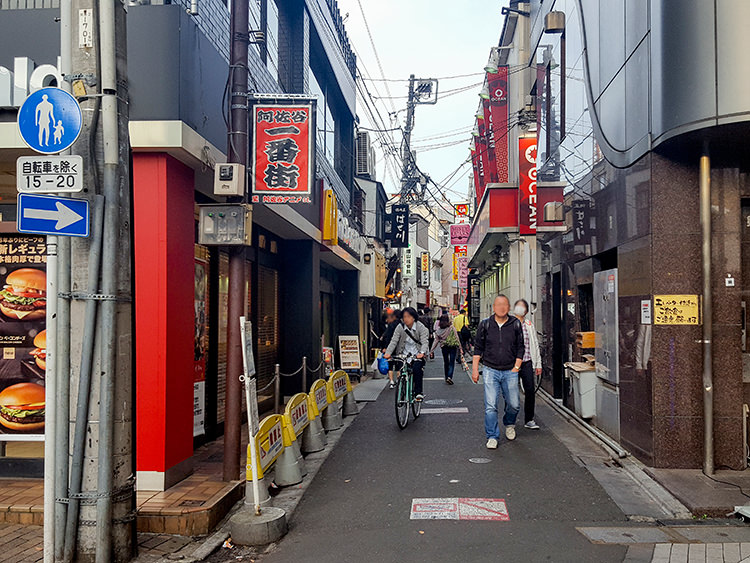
top-left (356, 131), bottom-right (374, 178)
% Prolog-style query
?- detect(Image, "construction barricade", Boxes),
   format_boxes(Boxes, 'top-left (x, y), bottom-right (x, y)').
top-left (302, 380), bottom-right (328, 453)
top-left (323, 371), bottom-right (346, 431)
top-left (245, 414), bottom-right (284, 505)
top-left (281, 393), bottom-right (310, 479)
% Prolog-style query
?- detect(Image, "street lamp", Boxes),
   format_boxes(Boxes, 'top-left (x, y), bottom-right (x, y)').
top-left (484, 45), bottom-right (514, 74)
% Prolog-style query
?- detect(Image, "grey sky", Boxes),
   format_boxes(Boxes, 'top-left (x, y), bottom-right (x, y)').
top-left (338, 0), bottom-right (508, 203)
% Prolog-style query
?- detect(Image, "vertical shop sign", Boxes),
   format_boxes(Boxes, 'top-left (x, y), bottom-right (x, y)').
top-left (391, 204), bottom-right (409, 248)
top-left (252, 104), bottom-right (313, 204)
top-left (518, 137), bottom-right (538, 235)
top-left (193, 246), bottom-right (209, 437)
top-left (403, 247), bottom-right (414, 278)
top-left (0, 236), bottom-right (48, 440)
top-left (458, 257), bottom-right (469, 289)
top-left (572, 200), bottom-right (591, 246)
top-left (418, 252), bottom-right (430, 288)
top-left (487, 66), bottom-right (509, 183)
top-left (453, 245), bottom-right (467, 281)
top-left (455, 203), bottom-right (469, 219)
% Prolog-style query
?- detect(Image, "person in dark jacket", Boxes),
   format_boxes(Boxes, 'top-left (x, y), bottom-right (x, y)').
top-left (381, 309), bottom-right (401, 388)
top-left (472, 294), bottom-right (525, 449)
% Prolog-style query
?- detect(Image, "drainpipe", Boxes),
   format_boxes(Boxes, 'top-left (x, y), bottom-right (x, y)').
top-left (700, 148), bottom-right (714, 476)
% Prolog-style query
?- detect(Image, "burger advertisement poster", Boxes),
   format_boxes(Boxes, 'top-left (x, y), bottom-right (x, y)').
top-left (0, 236), bottom-right (47, 439)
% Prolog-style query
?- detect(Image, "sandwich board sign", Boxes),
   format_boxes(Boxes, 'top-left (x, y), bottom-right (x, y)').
top-left (17, 193), bottom-right (89, 238)
top-left (17, 87), bottom-right (82, 155)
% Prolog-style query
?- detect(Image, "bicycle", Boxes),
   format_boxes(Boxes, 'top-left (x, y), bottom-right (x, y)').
top-left (391, 355), bottom-right (422, 429)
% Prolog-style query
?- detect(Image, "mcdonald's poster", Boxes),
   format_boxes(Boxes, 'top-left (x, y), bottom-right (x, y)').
top-left (0, 236), bottom-right (48, 439)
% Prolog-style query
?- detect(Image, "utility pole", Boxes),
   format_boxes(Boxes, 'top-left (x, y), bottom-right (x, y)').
top-left (399, 75), bottom-right (417, 202)
top-left (223, 0), bottom-right (251, 482)
top-left (60, 0), bottom-right (134, 561)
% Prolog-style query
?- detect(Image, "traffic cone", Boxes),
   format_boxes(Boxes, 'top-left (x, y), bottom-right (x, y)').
top-left (342, 391), bottom-right (359, 416)
top-left (301, 416), bottom-right (327, 453)
top-left (322, 399), bottom-right (343, 431)
top-left (274, 445), bottom-right (303, 487)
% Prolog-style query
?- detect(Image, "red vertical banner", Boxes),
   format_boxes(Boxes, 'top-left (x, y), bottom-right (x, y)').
top-left (481, 101), bottom-right (499, 184)
top-left (487, 66), bottom-right (509, 183)
top-left (252, 104), bottom-right (313, 204)
top-left (518, 136), bottom-right (538, 235)
top-left (470, 144), bottom-right (484, 202)
top-left (477, 118), bottom-right (491, 185)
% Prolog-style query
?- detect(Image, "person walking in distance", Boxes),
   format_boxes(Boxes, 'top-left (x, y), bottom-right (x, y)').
top-left (384, 307), bottom-right (429, 401)
top-left (472, 295), bottom-right (525, 449)
top-left (430, 314), bottom-right (461, 384)
top-left (453, 308), bottom-right (472, 360)
top-left (381, 308), bottom-right (401, 389)
top-left (514, 299), bottom-right (542, 430)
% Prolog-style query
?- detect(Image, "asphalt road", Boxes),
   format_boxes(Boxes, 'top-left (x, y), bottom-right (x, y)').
top-left (259, 359), bottom-right (629, 563)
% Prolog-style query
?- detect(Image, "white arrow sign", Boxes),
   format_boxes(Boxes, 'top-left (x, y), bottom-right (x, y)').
top-left (23, 201), bottom-right (84, 230)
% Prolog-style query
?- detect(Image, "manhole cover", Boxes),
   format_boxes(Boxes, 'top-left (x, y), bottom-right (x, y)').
top-left (468, 457), bottom-right (492, 464)
top-left (425, 399), bottom-right (464, 406)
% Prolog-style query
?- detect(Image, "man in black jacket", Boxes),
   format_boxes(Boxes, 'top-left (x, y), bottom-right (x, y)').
top-left (472, 295), bottom-right (525, 449)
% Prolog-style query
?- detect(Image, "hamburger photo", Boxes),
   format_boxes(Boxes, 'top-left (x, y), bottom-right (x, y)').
top-left (30, 330), bottom-right (46, 371)
top-left (0, 382), bottom-right (45, 432)
top-left (0, 268), bottom-right (46, 321)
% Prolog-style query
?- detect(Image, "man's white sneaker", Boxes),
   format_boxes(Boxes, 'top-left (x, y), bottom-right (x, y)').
top-left (525, 420), bottom-right (540, 430)
top-left (486, 438), bottom-right (498, 449)
top-left (505, 426), bottom-right (516, 441)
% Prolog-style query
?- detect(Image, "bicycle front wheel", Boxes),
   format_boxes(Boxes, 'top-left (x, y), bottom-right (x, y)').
top-left (395, 375), bottom-right (410, 429)
top-left (411, 396), bottom-right (422, 419)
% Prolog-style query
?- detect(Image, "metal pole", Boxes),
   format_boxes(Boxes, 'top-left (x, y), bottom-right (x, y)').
top-left (55, 234), bottom-right (71, 560)
top-left (274, 364), bottom-right (281, 414)
top-left (700, 149), bottom-right (714, 476)
top-left (63, 196), bottom-right (104, 563)
top-left (95, 0), bottom-right (123, 554)
top-left (43, 238), bottom-right (57, 563)
top-left (53, 2), bottom-right (73, 559)
top-left (222, 0), bottom-right (250, 483)
top-left (302, 356), bottom-right (307, 392)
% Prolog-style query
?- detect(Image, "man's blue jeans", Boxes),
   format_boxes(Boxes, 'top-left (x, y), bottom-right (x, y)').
top-left (483, 367), bottom-right (520, 439)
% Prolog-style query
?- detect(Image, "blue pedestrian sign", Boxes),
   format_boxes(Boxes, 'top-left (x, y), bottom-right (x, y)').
top-left (17, 193), bottom-right (89, 237)
top-left (17, 88), bottom-right (83, 155)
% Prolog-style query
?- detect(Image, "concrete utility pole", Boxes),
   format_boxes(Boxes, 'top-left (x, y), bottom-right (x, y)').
top-left (399, 75), bottom-right (417, 203)
top-left (60, 0), bottom-right (134, 561)
top-left (223, 0), bottom-right (251, 482)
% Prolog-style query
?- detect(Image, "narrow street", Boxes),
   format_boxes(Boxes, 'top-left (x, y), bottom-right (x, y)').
top-left (257, 359), bottom-right (630, 563)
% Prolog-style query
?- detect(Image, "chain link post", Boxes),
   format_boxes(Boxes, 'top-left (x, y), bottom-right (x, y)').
top-left (302, 356), bottom-right (308, 393)
top-left (274, 364), bottom-right (281, 414)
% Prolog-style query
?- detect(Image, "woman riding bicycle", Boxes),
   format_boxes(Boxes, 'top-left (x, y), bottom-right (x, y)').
top-left (384, 307), bottom-right (429, 401)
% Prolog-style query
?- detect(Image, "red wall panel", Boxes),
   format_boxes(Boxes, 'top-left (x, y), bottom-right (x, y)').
top-left (133, 153), bottom-right (195, 472)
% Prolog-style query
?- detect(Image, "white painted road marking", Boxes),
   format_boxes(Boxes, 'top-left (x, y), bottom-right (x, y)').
top-left (410, 498), bottom-right (510, 521)
top-left (419, 407), bottom-right (469, 414)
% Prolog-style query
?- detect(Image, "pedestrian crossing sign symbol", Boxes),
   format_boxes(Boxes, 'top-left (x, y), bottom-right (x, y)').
top-left (17, 87), bottom-right (83, 155)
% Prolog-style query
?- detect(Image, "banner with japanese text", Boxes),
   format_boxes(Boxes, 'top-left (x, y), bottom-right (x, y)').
top-left (470, 144), bottom-right (483, 202)
top-left (0, 236), bottom-right (47, 440)
top-left (252, 104), bottom-right (313, 204)
top-left (487, 66), bottom-right (509, 183)
top-left (518, 136), bottom-right (538, 235)
top-left (390, 204), bottom-right (409, 248)
top-left (476, 118), bottom-right (491, 200)
top-left (481, 100), bottom-right (499, 184)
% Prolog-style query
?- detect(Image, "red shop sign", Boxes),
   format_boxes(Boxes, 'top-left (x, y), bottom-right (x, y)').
top-left (251, 104), bottom-right (313, 204)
